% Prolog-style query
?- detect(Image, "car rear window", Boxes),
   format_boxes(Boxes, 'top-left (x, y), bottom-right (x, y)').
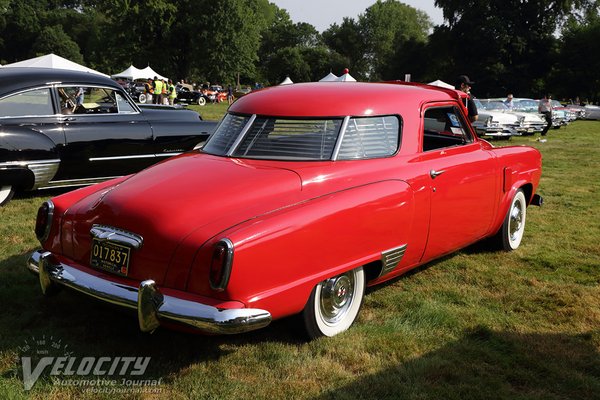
top-left (233, 118), bottom-right (341, 160)
top-left (0, 88), bottom-right (53, 117)
top-left (203, 113), bottom-right (400, 161)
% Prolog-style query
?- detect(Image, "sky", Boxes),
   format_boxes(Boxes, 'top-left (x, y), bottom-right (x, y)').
top-left (269, 0), bottom-right (445, 32)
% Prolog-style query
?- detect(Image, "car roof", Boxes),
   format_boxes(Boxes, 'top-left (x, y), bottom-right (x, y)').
top-left (0, 67), bottom-right (119, 95)
top-left (229, 82), bottom-right (463, 118)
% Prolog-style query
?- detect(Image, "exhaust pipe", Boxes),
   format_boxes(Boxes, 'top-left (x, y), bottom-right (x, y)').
top-left (530, 194), bottom-right (543, 207)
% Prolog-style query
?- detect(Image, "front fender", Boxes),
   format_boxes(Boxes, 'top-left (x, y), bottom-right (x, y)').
top-left (187, 180), bottom-right (417, 320)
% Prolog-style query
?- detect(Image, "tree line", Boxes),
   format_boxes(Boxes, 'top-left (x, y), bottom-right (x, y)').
top-left (0, 0), bottom-right (598, 101)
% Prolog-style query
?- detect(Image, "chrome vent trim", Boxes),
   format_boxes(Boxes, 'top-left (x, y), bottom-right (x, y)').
top-left (379, 244), bottom-right (408, 278)
top-left (90, 224), bottom-right (144, 249)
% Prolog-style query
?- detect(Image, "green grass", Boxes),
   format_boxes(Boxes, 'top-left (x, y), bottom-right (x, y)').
top-left (1, 121), bottom-right (599, 399)
top-left (187, 101), bottom-right (230, 121)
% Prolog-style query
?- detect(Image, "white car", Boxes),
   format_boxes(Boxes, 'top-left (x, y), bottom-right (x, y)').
top-left (472, 99), bottom-right (523, 138)
top-left (481, 99), bottom-right (546, 135)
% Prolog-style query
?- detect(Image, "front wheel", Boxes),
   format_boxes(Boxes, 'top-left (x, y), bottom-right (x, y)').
top-left (197, 96), bottom-right (206, 106)
top-left (496, 189), bottom-right (527, 251)
top-left (138, 93), bottom-right (147, 103)
top-left (0, 185), bottom-right (15, 206)
top-left (302, 267), bottom-right (365, 339)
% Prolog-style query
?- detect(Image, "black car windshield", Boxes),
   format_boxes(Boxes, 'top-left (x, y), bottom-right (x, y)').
top-left (202, 113), bottom-right (400, 161)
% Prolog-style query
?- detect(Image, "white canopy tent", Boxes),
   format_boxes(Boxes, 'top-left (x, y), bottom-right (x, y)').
top-left (428, 79), bottom-right (454, 89)
top-left (111, 65), bottom-right (168, 81)
top-left (319, 72), bottom-right (338, 82)
top-left (139, 66), bottom-right (168, 81)
top-left (1, 53), bottom-right (109, 77)
top-left (337, 72), bottom-right (356, 82)
top-left (279, 76), bottom-right (294, 85)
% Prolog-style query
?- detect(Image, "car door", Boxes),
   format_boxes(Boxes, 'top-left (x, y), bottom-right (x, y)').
top-left (53, 85), bottom-right (154, 181)
top-left (418, 103), bottom-right (499, 261)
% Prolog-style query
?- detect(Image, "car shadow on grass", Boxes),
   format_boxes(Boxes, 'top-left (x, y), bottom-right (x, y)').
top-left (316, 326), bottom-right (600, 400)
top-left (0, 249), bottom-right (308, 384)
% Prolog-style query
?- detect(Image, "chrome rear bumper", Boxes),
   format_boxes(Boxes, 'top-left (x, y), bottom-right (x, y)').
top-left (27, 250), bottom-right (271, 334)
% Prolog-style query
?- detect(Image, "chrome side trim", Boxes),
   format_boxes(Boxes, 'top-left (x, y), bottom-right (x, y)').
top-left (155, 152), bottom-right (183, 157)
top-left (90, 224), bottom-right (144, 249)
top-left (40, 176), bottom-right (120, 189)
top-left (28, 250), bottom-right (272, 334)
top-left (379, 244), bottom-right (408, 278)
top-left (89, 154), bottom-right (156, 161)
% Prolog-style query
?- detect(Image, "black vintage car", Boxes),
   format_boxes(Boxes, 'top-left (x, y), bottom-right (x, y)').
top-left (0, 68), bottom-right (217, 205)
top-left (175, 84), bottom-right (209, 106)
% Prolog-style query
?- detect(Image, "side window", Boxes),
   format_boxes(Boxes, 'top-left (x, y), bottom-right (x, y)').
top-left (422, 106), bottom-right (472, 151)
top-left (337, 116), bottom-right (400, 160)
top-left (0, 88), bottom-right (53, 117)
top-left (59, 87), bottom-right (124, 115)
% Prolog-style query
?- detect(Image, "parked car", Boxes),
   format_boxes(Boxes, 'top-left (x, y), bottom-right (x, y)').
top-left (472, 99), bottom-right (520, 138)
top-left (234, 87), bottom-right (252, 98)
top-left (477, 99), bottom-right (546, 135)
top-left (582, 105), bottom-right (600, 120)
top-left (0, 67), bottom-right (217, 205)
top-left (202, 85), bottom-right (227, 103)
top-left (176, 83), bottom-right (209, 106)
top-left (512, 98), bottom-right (566, 129)
top-left (28, 82), bottom-right (543, 339)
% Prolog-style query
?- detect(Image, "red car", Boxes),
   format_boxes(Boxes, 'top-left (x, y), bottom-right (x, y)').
top-left (28, 82), bottom-right (543, 338)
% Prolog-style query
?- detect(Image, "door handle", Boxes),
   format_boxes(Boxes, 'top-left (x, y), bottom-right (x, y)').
top-left (430, 169), bottom-right (445, 179)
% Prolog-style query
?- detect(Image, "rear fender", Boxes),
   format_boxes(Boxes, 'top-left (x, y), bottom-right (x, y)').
top-left (187, 180), bottom-right (416, 320)
top-left (0, 127), bottom-right (59, 190)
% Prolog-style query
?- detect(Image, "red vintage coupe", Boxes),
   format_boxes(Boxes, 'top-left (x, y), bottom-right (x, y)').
top-left (28, 82), bottom-right (543, 338)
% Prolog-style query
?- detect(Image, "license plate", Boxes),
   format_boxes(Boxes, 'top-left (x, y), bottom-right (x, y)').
top-left (90, 238), bottom-right (131, 276)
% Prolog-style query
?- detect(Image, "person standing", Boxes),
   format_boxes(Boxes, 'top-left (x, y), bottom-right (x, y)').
top-left (227, 84), bottom-right (234, 105)
top-left (153, 76), bottom-right (163, 105)
top-left (168, 80), bottom-right (177, 105)
top-left (538, 94), bottom-right (553, 137)
top-left (144, 78), bottom-right (154, 104)
top-left (504, 94), bottom-right (514, 110)
top-left (455, 75), bottom-right (478, 122)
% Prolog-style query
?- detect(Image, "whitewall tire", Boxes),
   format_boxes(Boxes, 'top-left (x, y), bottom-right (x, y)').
top-left (0, 185), bottom-right (15, 206)
top-left (500, 189), bottom-right (527, 251)
top-left (303, 267), bottom-right (365, 339)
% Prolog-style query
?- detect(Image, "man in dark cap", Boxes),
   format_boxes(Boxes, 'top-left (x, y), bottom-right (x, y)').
top-left (455, 75), bottom-right (478, 123)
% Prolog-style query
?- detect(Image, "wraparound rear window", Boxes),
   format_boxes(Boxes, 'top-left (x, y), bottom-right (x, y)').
top-left (203, 113), bottom-right (400, 160)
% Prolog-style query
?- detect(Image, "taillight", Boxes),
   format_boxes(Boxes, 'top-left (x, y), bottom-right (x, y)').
top-left (209, 238), bottom-right (234, 291)
top-left (35, 200), bottom-right (54, 243)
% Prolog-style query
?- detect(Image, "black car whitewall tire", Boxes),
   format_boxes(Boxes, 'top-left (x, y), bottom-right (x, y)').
top-left (197, 96), bottom-right (206, 106)
top-left (139, 93), bottom-right (147, 103)
top-left (303, 267), bottom-right (365, 338)
top-left (499, 189), bottom-right (527, 251)
top-left (0, 185), bottom-right (15, 206)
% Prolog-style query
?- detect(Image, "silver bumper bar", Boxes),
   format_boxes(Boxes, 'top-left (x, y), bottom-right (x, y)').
top-left (27, 250), bottom-right (272, 334)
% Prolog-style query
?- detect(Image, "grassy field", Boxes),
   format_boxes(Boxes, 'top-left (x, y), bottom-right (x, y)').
top-left (0, 120), bottom-right (599, 399)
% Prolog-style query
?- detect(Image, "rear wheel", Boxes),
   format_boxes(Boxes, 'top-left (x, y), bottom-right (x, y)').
top-left (302, 267), bottom-right (365, 339)
top-left (138, 93), bottom-right (147, 103)
top-left (496, 189), bottom-right (527, 251)
top-left (197, 96), bottom-right (206, 106)
top-left (0, 185), bottom-right (15, 206)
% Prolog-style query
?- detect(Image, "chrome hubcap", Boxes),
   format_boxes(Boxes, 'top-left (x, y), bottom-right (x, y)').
top-left (509, 199), bottom-right (524, 240)
top-left (319, 272), bottom-right (355, 324)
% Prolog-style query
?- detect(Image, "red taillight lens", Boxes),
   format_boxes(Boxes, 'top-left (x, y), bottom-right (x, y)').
top-left (209, 239), bottom-right (234, 291)
top-left (35, 201), bottom-right (54, 242)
